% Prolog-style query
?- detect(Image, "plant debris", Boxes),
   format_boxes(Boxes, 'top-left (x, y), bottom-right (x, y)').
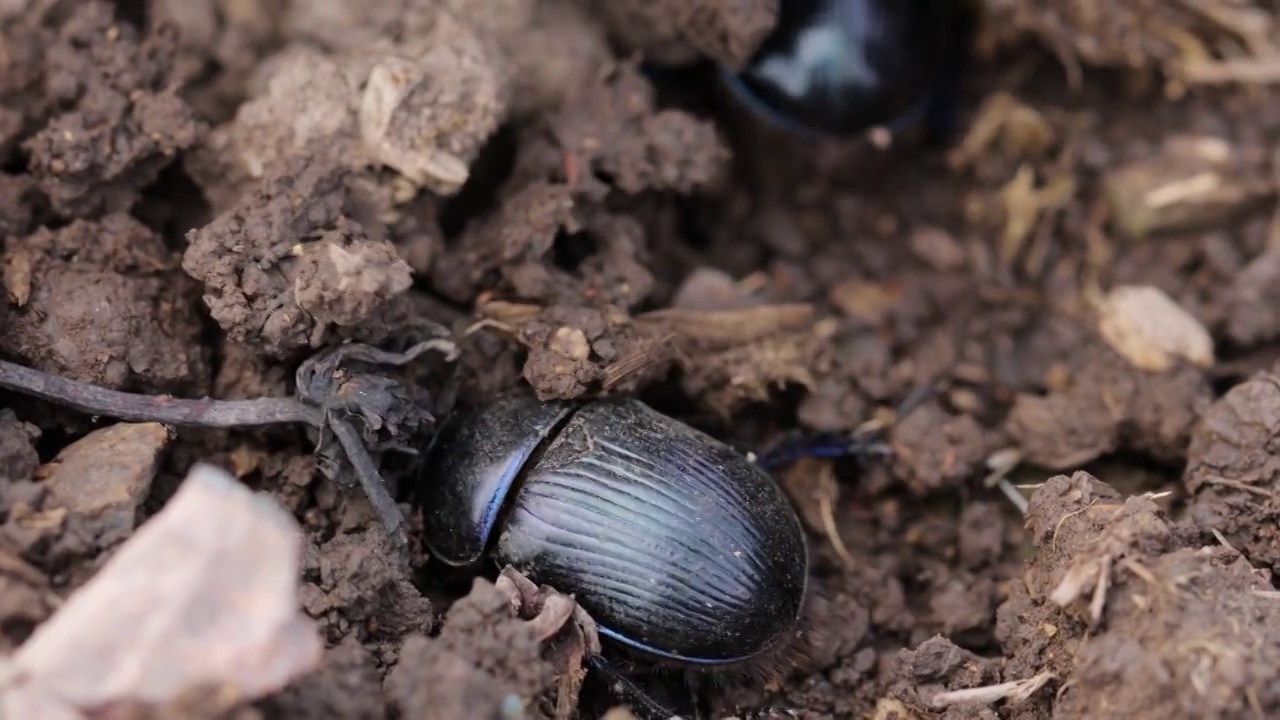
top-left (0, 463), bottom-right (322, 718)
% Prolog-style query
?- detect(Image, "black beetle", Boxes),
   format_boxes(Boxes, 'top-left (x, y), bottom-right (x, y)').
top-left (721, 0), bottom-right (975, 139)
top-left (416, 393), bottom-right (809, 667)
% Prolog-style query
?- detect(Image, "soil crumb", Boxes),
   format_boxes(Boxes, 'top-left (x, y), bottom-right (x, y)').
top-left (997, 471), bottom-right (1280, 719)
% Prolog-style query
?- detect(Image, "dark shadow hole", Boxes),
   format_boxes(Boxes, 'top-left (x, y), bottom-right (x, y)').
top-left (1, 149), bottom-right (26, 175)
top-left (551, 229), bottom-right (599, 273)
top-left (438, 123), bottom-right (519, 240)
top-left (112, 0), bottom-right (147, 28)
top-left (640, 59), bottom-right (722, 120)
top-left (132, 161), bottom-right (213, 250)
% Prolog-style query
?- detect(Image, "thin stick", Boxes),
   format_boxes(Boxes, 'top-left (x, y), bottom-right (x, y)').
top-left (0, 359), bottom-right (323, 428)
top-left (330, 416), bottom-right (408, 552)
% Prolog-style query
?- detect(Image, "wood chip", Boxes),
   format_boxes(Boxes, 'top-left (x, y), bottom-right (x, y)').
top-left (1096, 284), bottom-right (1214, 372)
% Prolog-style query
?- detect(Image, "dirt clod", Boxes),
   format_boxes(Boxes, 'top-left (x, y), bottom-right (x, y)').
top-left (182, 157), bottom-right (413, 356)
top-left (37, 421), bottom-right (170, 554)
top-left (886, 635), bottom-right (1001, 713)
top-left (1004, 344), bottom-right (1213, 469)
top-left (260, 637), bottom-right (386, 720)
top-left (2, 214), bottom-right (209, 392)
top-left (891, 400), bottom-right (998, 495)
top-left (299, 529), bottom-right (433, 652)
top-left (0, 410), bottom-right (40, 484)
top-left (593, 0), bottom-right (777, 69)
top-left (997, 470), bottom-right (1280, 720)
top-left (24, 2), bottom-right (205, 219)
top-left (1184, 369), bottom-right (1280, 572)
top-left (385, 578), bottom-right (557, 720)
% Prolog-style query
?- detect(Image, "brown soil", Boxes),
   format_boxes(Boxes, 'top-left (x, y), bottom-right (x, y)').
top-left (2, 1), bottom-right (1280, 719)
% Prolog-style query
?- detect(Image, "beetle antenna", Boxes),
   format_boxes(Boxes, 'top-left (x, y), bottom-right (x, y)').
top-left (755, 367), bottom-right (941, 472)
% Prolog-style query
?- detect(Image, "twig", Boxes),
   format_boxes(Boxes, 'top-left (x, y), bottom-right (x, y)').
top-left (929, 672), bottom-right (1055, 707)
top-left (330, 417), bottom-right (408, 550)
top-left (1210, 528), bottom-right (1240, 556)
top-left (818, 488), bottom-right (856, 570)
top-left (1089, 556), bottom-right (1112, 625)
top-left (0, 335), bottom-right (458, 559)
top-left (996, 479), bottom-right (1030, 515)
top-left (1182, 58), bottom-right (1280, 85)
top-left (983, 448), bottom-right (1029, 515)
top-left (1201, 476), bottom-right (1275, 498)
top-left (0, 360), bottom-right (323, 427)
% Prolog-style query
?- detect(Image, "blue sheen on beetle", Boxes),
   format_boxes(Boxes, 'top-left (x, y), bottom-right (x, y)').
top-left (418, 396), bottom-right (575, 565)
top-left (416, 395), bottom-right (809, 666)
top-left (722, 0), bottom-right (971, 138)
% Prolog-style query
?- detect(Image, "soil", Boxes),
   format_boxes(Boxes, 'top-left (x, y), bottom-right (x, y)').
top-left (2, 1), bottom-right (1280, 719)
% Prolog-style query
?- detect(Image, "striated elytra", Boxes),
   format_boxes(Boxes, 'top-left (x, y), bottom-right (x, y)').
top-left (416, 394), bottom-right (808, 665)
top-left (722, 0), bottom-right (973, 138)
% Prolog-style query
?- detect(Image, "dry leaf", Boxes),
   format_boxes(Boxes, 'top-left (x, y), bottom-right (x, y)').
top-left (948, 92), bottom-right (1056, 171)
top-left (0, 463), bottom-right (322, 715)
top-left (2, 249), bottom-right (32, 307)
top-left (1103, 134), bottom-right (1274, 240)
top-left (636, 304), bottom-right (814, 346)
top-left (999, 164), bottom-right (1076, 266)
top-left (827, 279), bottom-right (901, 325)
top-left (1096, 285), bottom-right (1214, 372)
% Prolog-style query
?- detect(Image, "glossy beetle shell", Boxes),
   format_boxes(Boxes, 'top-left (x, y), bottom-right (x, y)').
top-left (723, 0), bottom-right (972, 137)
top-left (417, 396), bottom-right (808, 665)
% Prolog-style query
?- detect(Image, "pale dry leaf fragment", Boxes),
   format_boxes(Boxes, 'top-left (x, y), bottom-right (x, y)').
top-left (928, 671), bottom-right (1055, 707)
top-left (636, 304), bottom-right (815, 346)
top-left (358, 13), bottom-right (509, 196)
top-left (0, 682), bottom-right (81, 720)
top-left (1103, 134), bottom-right (1274, 239)
top-left (947, 92), bottom-right (1056, 171)
top-left (6, 463), bottom-right (322, 709)
top-left (828, 278), bottom-right (900, 326)
top-left (871, 697), bottom-right (922, 720)
top-left (1096, 285), bottom-right (1215, 372)
top-left (360, 56), bottom-right (470, 193)
top-left (233, 48), bottom-right (358, 178)
top-left (2, 249), bottom-right (32, 306)
top-left (999, 164), bottom-right (1076, 266)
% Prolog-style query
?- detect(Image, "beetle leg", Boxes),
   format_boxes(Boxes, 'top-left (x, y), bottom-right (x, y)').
top-left (683, 671), bottom-right (709, 720)
top-left (754, 431), bottom-right (887, 471)
top-left (756, 369), bottom-right (943, 471)
top-left (584, 654), bottom-right (686, 720)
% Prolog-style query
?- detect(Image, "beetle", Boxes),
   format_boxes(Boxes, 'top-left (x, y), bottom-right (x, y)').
top-left (720, 0), bottom-right (976, 140)
top-left (415, 393), bottom-right (809, 669)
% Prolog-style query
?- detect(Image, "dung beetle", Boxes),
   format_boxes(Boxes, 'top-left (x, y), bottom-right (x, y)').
top-left (721, 0), bottom-right (976, 139)
top-left (416, 394), bottom-right (809, 667)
